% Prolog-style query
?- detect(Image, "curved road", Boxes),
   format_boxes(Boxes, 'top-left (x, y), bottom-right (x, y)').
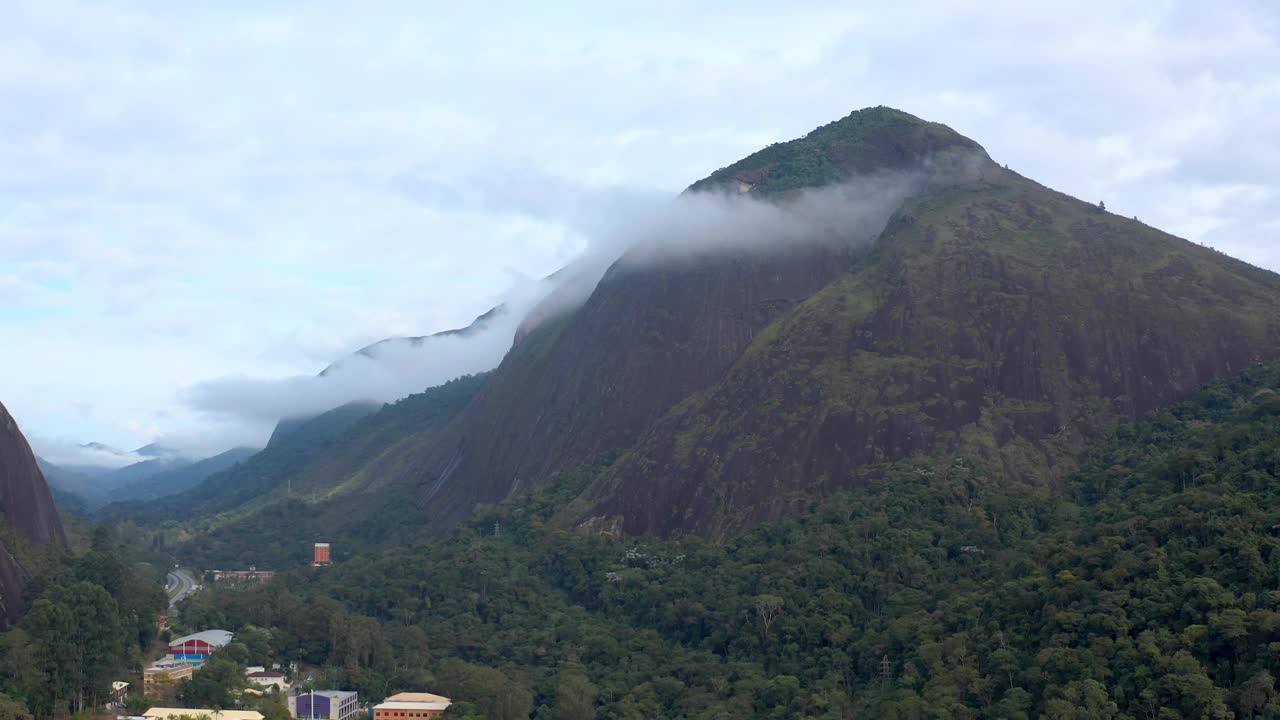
top-left (166, 569), bottom-right (197, 608)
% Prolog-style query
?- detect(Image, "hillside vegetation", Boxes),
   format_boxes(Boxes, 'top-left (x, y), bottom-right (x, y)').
top-left (117, 374), bottom-right (489, 565)
top-left (182, 363), bottom-right (1280, 719)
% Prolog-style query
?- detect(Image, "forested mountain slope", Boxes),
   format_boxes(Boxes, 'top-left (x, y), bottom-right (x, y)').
top-left (182, 362), bottom-right (1280, 719)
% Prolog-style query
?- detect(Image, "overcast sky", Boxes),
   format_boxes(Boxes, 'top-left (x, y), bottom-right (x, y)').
top-left (2, 1), bottom-right (1277, 460)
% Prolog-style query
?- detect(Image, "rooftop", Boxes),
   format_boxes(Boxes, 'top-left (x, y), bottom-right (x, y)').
top-left (383, 693), bottom-right (450, 704)
top-left (374, 702), bottom-right (450, 711)
top-left (247, 671), bottom-right (285, 678)
top-left (303, 690), bottom-right (358, 700)
top-left (169, 629), bottom-right (234, 648)
top-left (143, 709), bottom-right (264, 720)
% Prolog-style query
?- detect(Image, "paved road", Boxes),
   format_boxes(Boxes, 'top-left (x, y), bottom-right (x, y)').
top-left (167, 569), bottom-right (197, 608)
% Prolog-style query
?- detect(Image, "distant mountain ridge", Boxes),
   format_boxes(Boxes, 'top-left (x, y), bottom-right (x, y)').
top-left (40, 444), bottom-right (257, 512)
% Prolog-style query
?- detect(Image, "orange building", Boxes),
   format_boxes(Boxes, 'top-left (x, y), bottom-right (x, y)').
top-left (372, 692), bottom-right (451, 720)
top-left (313, 542), bottom-right (331, 566)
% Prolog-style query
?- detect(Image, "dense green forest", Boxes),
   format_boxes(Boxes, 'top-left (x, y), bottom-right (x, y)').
top-left (176, 363), bottom-right (1280, 718)
top-left (0, 527), bottom-right (167, 718)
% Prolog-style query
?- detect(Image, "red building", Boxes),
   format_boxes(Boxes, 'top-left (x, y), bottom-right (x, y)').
top-left (313, 542), bottom-right (331, 566)
top-left (169, 630), bottom-right (233, 663)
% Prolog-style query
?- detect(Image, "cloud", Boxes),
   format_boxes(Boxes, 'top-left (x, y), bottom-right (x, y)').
top-left (34, 440), bottom-right (145, 470)
top-left (178, 156), bottom-right (938, 446)
top-left (2, 0), bottom-right (1277, 457)
top-left (180, 277), bottom-right (549, 428)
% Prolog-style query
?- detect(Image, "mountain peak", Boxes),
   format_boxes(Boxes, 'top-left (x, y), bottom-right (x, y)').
top-left (688, 105), bottom-right (987, 196)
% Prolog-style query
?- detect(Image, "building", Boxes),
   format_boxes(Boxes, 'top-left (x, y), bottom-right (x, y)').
top-left (169, 629), bottom-right (234, 665)
top-left (213, 567), bottom-right (276, 583)
top-left (372, 693), bottom-right (451, 720)
top-left (143, 708), bottom-right (264, 720)
top-left (289, 690), bottom-right (360, 720)
top-left (245, 670), bottom-right (288, 693)
top-left (110, 681), bottom-right (129, 705)
top-left (313, 542), bottom-right (331, 566)
top-left (143, 661), bottom-right (194, 697)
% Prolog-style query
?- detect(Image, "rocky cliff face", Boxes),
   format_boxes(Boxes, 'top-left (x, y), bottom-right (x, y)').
top-left (575, 170), bottom-right (1280, 539)
top-left (0, 400), bottom-right (68, 627)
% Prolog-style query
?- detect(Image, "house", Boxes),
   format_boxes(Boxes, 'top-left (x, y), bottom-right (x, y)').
top-left (110, 681), bottom-right (129, 705)
top-left (245, 670), bottom-right (288, 692)
top-left (168, 629), bottom-right (234, 665)
top-left (289, 690), bottom-right (359, 720)
top-left (143, 708), bottom-right (263, 720)
top-left (143, 661), bottom-right (194, 697)
top-left (372, 692), bottom-right (451, 720)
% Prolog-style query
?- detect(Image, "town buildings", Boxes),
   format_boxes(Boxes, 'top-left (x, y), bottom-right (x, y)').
top-left (143, 661), bottom-right (194, 697)
top-left (371, 693), bottom-right (451, 720)
top-left (289, 690), bottom-right (360, 720)
top-left (245, 670), bottom-right (289, 693)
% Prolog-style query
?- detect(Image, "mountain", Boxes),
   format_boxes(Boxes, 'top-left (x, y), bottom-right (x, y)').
top-left (109, 447), bottom-right (258, 502)
top-left (265, 402), bottom-right (380, 449)
top-left (0, 400), bottom-right (67, 628)
top-left (369, 106), bottom-right (1280, 540)
top-left (149, 106), bottom-right (1280, 552)
top-left (109, 374), bottom-right (488, 531)
top-left (319, 305), bottom-right (506, 378)
top-left (255, 306), bottom-right (507, 453)
top-left (181, 361), bottom-right (1280, 718)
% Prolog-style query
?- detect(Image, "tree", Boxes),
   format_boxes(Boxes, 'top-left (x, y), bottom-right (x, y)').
top-left (754, 595), bottom-right (784, 641)
top-left (555, 670), bottom-right (597, 720)
top-left (1097, 200), bottom-right (1106, 211)
top-left (0, 694), bottom-right (32, 720)
top-left (1237, 670), bottom-right (1278, 719)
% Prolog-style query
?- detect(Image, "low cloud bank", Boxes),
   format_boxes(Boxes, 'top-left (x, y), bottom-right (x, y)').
top-left (177, 164), bottom-right (934, 453)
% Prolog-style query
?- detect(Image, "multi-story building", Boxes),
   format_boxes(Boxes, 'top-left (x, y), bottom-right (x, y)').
top-left (313, 542), bottom-right (331, 566)
top-left (143, 661), bottom-right (194, 697)
top-left (289, 690), bottom-right (360, 720)
top-left (372, 693), bottom-right (451, 720)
